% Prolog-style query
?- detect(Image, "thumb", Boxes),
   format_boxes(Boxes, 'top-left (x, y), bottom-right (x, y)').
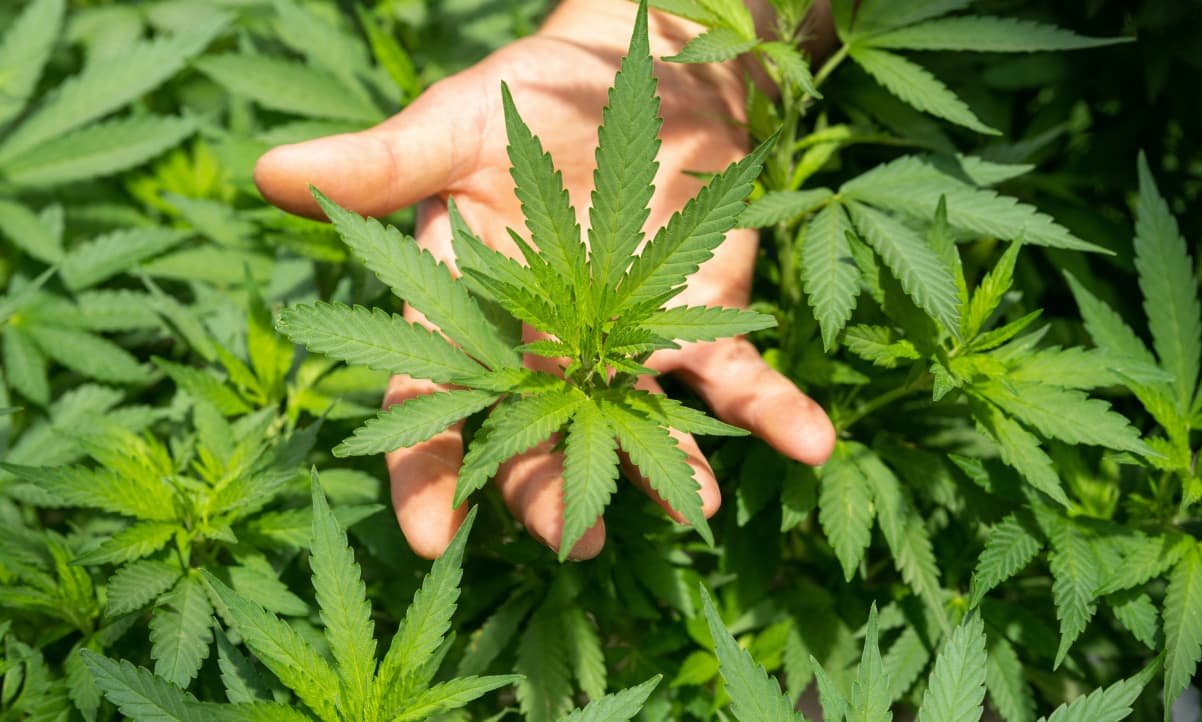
top-left (253, 77), bottom-right (482, 219)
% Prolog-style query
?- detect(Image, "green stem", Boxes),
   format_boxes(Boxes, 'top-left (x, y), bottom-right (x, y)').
top-left (838, 375), bottom-right (931, 432)
top-left (813, 42), bottom-right (850, 88)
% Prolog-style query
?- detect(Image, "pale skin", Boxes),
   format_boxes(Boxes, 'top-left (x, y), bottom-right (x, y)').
top-left (255, 0), bottom-right (838, 560)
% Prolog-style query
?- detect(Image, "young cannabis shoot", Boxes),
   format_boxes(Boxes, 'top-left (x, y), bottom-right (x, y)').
top-left (278, 1), bottom-right (776, 558)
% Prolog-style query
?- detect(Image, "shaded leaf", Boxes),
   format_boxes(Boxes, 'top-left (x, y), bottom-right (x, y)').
top-left (848, 45), bottom-right (997, 134)
top-left (80, 651), bottom-right (206, 722)
top-left (867, 17), bottom-right (1129, 53)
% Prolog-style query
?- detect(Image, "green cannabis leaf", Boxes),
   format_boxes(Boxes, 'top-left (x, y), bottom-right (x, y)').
top-left (701, 585), bottom-right (804, 721)
top-left (835, 3), bottom-right (1128, 134)
top-left (84, 473), bottom-right (518, 722)
top-left (0, 6), bottom-right (228, 186)
top-left (279, 0), bottom-right (775, 558)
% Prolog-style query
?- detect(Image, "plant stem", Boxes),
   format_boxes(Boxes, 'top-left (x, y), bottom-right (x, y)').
top-left (813, 42), bottom-right (850, 88)
top-left (838, 376), bottom-right (931, 432)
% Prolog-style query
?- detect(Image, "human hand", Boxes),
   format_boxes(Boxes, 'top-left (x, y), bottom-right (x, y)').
top-left (255, 0), bottom-right (836, 560)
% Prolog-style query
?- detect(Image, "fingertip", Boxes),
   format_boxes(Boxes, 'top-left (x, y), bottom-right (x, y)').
top-left (676, 338), bottom-right (836, 468)
top-left (620, 432), bottom-right (722, 525)
top-left (700, 473), bottom-right (722, 519)
top-left (386, 425), bottom-right (468, 560)
top-left (401, 501), bottom-right (470, 560)
top-left (253, 144), bottom-right (310, 216)
top-left (779, 393), bottom-right (837, 466)
top-left (562, 518), bottom-right (607, 561)
top-left (494, 440), bottom-right (609, 560)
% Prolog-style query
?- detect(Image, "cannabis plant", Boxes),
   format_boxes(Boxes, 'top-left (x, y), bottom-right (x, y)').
top-left (278, 1), bottom-right (776, 557)
top-left (81, 474), bottom-right (662, 722)
top-left (700, 587), bottom-right (1160, 722)
top-left (653, 1), bottom-right (1196, 718)
top-left (0, 0), bottom-right (227, 190)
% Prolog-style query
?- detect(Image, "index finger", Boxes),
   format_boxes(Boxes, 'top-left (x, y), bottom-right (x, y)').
top-left (253, 73), bottom-right (485, 219)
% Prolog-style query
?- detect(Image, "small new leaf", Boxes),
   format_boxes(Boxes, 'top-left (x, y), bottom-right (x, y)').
top-left (964, 241), bottom-right (1021, 340)
top-left (969, 513), bottom-right (1043, 607)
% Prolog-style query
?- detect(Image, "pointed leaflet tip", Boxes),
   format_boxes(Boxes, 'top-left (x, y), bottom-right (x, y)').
top-left (310, 185), bottom-right (344, 223)
top-left (499, 80), bottom-right (518, 124)
top-left (309, 465), bottom-right (323, 509)
top-left (631, 0), bottom-right (650, 58)
top-left (448, 504), bottom-right (479, 555)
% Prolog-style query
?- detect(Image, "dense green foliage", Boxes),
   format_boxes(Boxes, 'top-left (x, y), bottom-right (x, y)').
top-left (0, 0), bottom-right (1199, 720)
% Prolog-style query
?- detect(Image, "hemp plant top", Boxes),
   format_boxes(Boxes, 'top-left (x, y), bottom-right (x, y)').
top-left (277, 0), bottom-right (776, 559)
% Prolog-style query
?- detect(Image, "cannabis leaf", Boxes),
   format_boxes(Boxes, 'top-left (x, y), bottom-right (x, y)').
top-left (801, 203), bottom-right (860, 350)
top-left (149, 574), bottom-right (214, 688)
top-left (847, 604), bottom-right (892, 722)
top-left (866, 16), bottom-right (1129, 53)
top-left (80, 652), bottom-right (207, 722)
top-left (1047, 516), bottom-right (1100, 669)
top-left (838, 5), bottom-right (1127, 133)
top-left (0, 0), bottom-right (64, 127)
top-left (307, 472), bottom-right (377, 719)
top-left (915, 614), bottom-right (987, 722)
top-left (1133, 152), bottom-right (1201, 414)
top-left (1163, 543), bottom-right (1202, 718)
top-left (817, 442), bottom-right (875, 581)
top-left (969, 512), bottom-right (1043, 607)
top-left (279, 0), bottom-right (774, 557)
top-left (0, 13), bottom-right (227, 186)
top-left (558, 675), bottom-right (661, 722)
top-left (701, 585), bottom-right (804, 722)
top-left (847, 45), bottom-right (998, 135)
top-left (1038, 660), bottom-right (1158, 722)
top-left (81, 473), bottom-right (515, 721)
top-left (195, 54), bottom-right (383, 123)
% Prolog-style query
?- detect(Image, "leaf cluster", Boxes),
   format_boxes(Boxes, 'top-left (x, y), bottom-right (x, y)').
top-left (279, 1), bottom-right (775, 558)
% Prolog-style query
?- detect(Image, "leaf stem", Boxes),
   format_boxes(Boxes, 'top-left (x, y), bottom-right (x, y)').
top-left (838, 375), bottom-right (931, 432)
top-left (813, 42), bottom-right (850, 88)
